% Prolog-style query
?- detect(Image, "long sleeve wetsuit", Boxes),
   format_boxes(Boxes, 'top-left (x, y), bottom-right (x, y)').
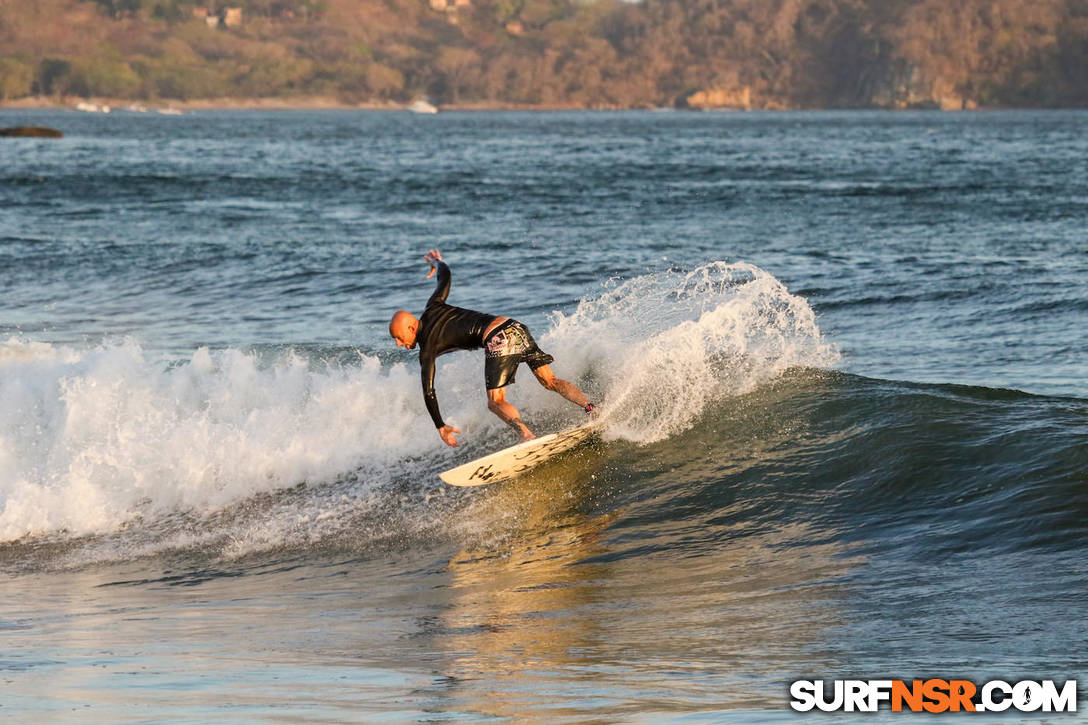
top-left (416, 261), bottom-right (495, 428)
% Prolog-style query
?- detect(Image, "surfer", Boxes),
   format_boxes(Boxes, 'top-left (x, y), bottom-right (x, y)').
top-left (389, 249), bottom-right (595, 447)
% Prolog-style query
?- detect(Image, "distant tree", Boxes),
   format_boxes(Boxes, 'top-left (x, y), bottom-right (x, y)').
top-left (887, 0), bottom-right (1063, 106)
top-left (365, 63), bottom-right (404, 97)
top-left (148, 0), bottom-right (187, 22)
top-left (1055, 10), bottom-right (1088, 105)
top-left (1, 0), bottom-right (1086, 107)
top-left (0, 59), bottom-right (35, 99)
top-left (435, 46), bottom-right (480, 103)
top-left (36, 59), bottom-right (73, 96)
top-left (234, 46), bottom-right (315, 95)
top-left (92, 0), bottom-right (143, 19)
top-left (64, 56), bottom-right (143, 96)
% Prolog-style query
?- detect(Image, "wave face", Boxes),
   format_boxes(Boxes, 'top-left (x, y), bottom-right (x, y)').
top-left (2, 253), bottom-right (1082, 581)
top-left (0, 261), bottom-right (839, 562)
top-left (633, 370), bottom-right (1088, 561)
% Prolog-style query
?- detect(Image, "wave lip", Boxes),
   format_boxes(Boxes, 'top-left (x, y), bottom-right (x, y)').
top-left (547, 261), bottom-right (839, 443)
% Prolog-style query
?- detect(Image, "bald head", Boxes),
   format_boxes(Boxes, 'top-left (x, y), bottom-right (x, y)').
top-left (389, 310), bottom-right (419, 349)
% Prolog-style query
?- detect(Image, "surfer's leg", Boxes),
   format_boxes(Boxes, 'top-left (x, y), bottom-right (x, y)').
top-left (487, 387), bottom-right (535, 442)
top-left (531, 365), bottom-right (590, 408)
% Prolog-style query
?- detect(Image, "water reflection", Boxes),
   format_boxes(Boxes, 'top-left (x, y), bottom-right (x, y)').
top-left (423, 446), bottom-right (859, 721)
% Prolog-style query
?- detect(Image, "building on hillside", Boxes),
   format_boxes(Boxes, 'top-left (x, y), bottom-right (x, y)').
top-left (223, 7), bottom-right (243, 26)
top-left (429, 0), bottom-right (469, 11)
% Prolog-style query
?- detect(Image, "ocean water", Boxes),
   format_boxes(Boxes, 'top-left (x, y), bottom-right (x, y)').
top-left (1, 109), bottom-right (1086, 722)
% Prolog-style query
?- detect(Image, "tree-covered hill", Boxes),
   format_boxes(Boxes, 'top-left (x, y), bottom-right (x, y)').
top-left (1, 0), bottom-right (1086, 108)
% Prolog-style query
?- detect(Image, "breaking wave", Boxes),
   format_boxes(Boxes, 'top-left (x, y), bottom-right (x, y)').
top-left (0, 261), bottom-right (837, 565)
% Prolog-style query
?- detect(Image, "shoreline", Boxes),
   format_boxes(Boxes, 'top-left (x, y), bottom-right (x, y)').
top-left (3, 95), bottom-right (1081, 113)
top-left (0, 95), bottom-right (629, 112)
top-left (0, 96), bottom-right (404, 112)
top-left (0, 95), bottom-right (1015, 113)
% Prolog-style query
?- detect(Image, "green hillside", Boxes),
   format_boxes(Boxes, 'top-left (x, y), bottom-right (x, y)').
top-left (1, 0), bottom-right (1086, 108)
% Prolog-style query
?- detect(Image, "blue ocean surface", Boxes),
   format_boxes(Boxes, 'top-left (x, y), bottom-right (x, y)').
top-left (0, 109), bottom-right (1086, 722)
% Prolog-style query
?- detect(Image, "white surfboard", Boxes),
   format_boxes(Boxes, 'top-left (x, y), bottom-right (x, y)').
top-left (439, 422), bottom-right (600, 487)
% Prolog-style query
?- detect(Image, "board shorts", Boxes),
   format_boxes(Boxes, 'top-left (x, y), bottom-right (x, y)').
top-left (483, 319), bottom-right (554, 390)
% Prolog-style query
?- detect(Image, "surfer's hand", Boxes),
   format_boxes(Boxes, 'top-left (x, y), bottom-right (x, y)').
top-left (424, 249), bottom-right (443, 278)
top-left (438, 424), bottom-right (460, 447)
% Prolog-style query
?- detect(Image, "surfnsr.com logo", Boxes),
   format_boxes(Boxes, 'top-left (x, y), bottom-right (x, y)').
top-left (790, 679), bottom-right (1077, 713)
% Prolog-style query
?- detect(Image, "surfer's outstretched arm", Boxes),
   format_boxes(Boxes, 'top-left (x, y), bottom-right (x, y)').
top-left (424, 250), bottom-right (451, 306)
top-left (424, 248), bottom-right (442, 278)
top-left (421, 352), bottom-right (461, 447)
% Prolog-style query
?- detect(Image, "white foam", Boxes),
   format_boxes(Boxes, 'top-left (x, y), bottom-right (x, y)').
top-left (0, 338), bottom-right (444, 541)
top-left (542, 261), bottom-right (839, 443)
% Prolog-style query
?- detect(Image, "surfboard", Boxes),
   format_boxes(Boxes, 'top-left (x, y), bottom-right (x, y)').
top-left (439, 421), bottom-right (600, 487)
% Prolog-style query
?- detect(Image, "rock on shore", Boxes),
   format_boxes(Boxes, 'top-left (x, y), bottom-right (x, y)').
top-left (0, 126), bottom-right (63, 138)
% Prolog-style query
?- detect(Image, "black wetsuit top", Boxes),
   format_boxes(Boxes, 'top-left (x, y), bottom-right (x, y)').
top-left (417, 261), bottom-right (495, 428)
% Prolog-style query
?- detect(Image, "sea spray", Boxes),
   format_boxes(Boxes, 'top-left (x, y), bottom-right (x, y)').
top-left (0, 338), bottom-right (443, 541)
top-left (544, 262), bottom-right (839, 443)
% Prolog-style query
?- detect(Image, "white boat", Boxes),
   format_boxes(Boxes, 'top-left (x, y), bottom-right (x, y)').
top-left (407, 99), bottom-right (438, 114)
